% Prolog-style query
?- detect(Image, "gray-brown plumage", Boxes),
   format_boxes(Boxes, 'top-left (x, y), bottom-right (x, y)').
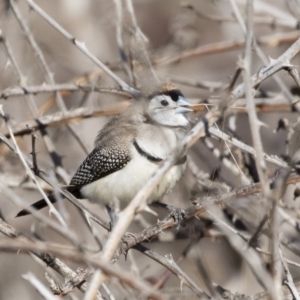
top-left (17, 84), bottom-right (193, 217)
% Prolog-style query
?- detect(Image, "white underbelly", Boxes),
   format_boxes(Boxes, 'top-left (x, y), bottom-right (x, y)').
top-left (80, 153), bottom-right (186, 207)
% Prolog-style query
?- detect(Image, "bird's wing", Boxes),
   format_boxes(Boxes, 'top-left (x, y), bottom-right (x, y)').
top-left (70, 114), bottom-right (139, 187)
top-left (70, 145), bottom-right (131, 186)
top-left (16, 106), bottom-right (144, 217)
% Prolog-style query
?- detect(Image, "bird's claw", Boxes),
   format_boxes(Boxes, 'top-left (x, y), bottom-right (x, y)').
top-left (120, 232), bottom-right (137, 259)
top-left (166, 205), bottom-right (186, 230)
top-left (108, 221), bottom-right (114, 232)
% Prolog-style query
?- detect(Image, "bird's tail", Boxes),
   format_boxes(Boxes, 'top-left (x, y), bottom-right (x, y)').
top-left (16, 193), bottom-right (58, 217)
top-left (16, 187), bottom-right (79, 217)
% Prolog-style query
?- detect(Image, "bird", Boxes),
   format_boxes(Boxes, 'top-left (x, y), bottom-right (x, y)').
top-left (16, 83), bottom-right (193, 225)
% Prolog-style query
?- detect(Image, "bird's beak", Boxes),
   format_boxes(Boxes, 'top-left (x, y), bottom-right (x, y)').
top-left (175, 96), bottom-right (193, 114)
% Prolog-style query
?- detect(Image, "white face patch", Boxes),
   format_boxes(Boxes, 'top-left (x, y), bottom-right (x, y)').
top-left (148, 94), bottom-right (190, 127)
top-left (149, 95), bottom-right (174, 111)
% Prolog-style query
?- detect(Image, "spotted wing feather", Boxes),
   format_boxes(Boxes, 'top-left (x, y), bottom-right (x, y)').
top-left (70, 111), bottom-right (142, 187)
top-left (70, 146), bottom-right (131, 186)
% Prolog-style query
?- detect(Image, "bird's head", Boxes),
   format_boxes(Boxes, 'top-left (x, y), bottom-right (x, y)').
top-left (147, 83), bottom-right (192, 127)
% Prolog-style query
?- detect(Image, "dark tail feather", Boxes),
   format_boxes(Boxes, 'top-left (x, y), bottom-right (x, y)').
top-left (16, 193), bottom-right (58, 217)
top-left (16, 186), bottom-right (81, 218)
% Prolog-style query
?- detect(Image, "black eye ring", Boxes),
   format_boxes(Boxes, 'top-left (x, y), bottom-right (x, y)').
top-left (161, 100), bottom-right (168, 106)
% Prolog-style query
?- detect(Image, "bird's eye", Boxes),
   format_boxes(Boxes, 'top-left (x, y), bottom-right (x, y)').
top-left (161, 100), bottom-right (168, 106)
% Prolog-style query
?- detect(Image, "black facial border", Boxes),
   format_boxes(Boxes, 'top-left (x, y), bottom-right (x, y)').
top-left (149, 89), bottom-right (184, 102)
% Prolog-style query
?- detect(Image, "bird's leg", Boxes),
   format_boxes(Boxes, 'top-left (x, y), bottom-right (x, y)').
top-left (105, 205), bottom-right (115, 231)
top-left (154, 202), bottom-right (186, 230)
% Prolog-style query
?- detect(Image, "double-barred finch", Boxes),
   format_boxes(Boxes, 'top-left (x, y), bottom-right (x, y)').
top-left (17, 84), bottom-right (194, 222)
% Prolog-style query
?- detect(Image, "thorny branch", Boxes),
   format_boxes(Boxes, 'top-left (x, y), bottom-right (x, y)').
top-left (26, 0), bottom-right (139, 96)
top-left (2, 1), bottom-right (300, 299)
top-left (0, 218), bottom-right (163, 300)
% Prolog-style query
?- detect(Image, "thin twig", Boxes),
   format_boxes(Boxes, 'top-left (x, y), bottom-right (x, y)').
top-left (242, 0), bottom-right (270, 195)
top-left (4, 103), bottom-right (129, 138)
top-left (280, 247), bottom-right (300, 300)
top-left (0, 83), bottom-right (130, 99)
top-left (0, 105), bottom-right (67, 227)
top-left (114, 0), bottom-right (134, 84)
top-left (9, 0), bottom-right (99, 156)
top-left (230, 37), bottom-right (300, 102)
top-left (135, 244), bottom-right (209, 299)
top-left (26, 0), bottom-right (138, 96)
top-left (0, 237), bottom-right (165, 300)
top-left (207, 207), bottom-right (275, 295)
top-left (0, 26), bottom-right (70, 184)
top-left (156, 31), bottom-right (300, 66)
top-left (0, 184), bottom-right (80, 248)
top-left (183, 2), bottom-right (299, 29)
top-left (23, 273), bottom-right (59, 300)
top-left (209, 126), bottom-right (288, 169)
top-left (0, 131), bottom-right (110, 231)
top-left (113, 172), bottom-right (300, 258)
top-left (0, 218), bottom-right (103, 299)
top-left (28, 126), bottom-right (38, 175)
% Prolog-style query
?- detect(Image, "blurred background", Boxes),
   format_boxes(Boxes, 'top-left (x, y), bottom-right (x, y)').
top-left (1, 0), bottom-right (300, 299)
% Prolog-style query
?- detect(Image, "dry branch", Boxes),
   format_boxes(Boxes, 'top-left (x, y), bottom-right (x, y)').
top-left (0, 218), bottom-right (104, 299)
top-left (0, 84), bottom-right (130, 100)
top-left (0, 219), bottom-right (164, 300)
top-left (2, 1), bottom-right (300, 299)
top-left (26, 0), bottom-right (138, 96)
top-left (4, 103), bottom-right (129, 137)
top-left (156, 31), bottom-right (300, 66)
top-left (0, 131), bottom-right (111, 231)
top-left (114, 173), bottom-right (300, 258)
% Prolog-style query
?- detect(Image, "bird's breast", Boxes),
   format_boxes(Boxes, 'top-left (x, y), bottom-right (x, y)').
top-left (79, 144), bottom-right (186, 207)
top-left (135, 125), bottom-right (178, 160)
